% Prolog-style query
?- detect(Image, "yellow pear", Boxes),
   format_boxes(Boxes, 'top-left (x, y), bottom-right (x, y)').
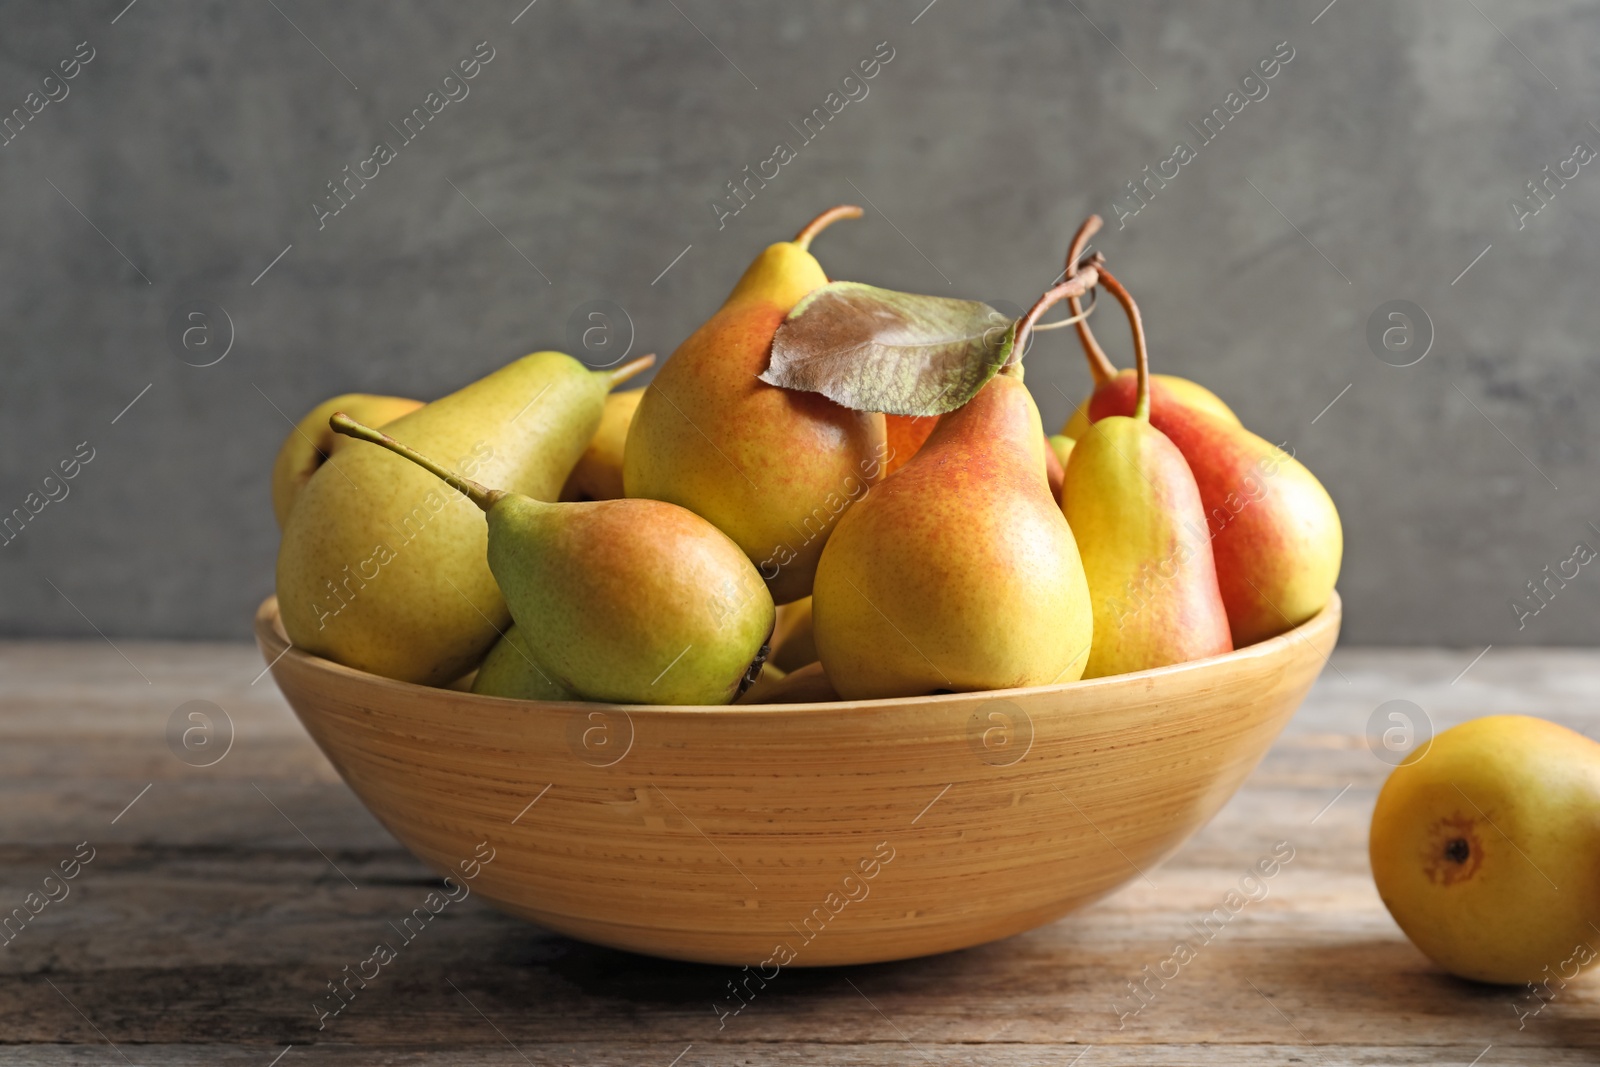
top-left (812, 365), bottom-right (1093, 699)
top-left (276, 352), bottom-right (650, 685)
top-left (1060, 268), bottom-right (1232, 678)
top-left (560, 386), bottom-right (643, 501)
top-left (271, 394), bottom-right (422, 527)
top-left (624, 206), bottom-right (888, 605)
top-left (1370, 715), bottom-right (1600, 985)
top-left (769, 596), bottom-right (817, 672)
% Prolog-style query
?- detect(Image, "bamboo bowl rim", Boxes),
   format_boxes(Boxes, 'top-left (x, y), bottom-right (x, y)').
top-left (254, 591), bottom-right (1341, 716)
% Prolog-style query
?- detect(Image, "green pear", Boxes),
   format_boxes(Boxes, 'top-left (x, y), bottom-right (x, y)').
top-left (276, 352), bottom-right (651, 685)
top-left (330, 414), bottom-right (775, 705)
top-left (623, 206), bottom-right (888, 605)
top-left (471, 624), bottom-right (576, 701)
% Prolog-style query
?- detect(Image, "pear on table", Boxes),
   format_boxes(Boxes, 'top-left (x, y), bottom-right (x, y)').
top-left (276, 351), bottom-right (652, 685)
top-left (624, 205), bottom-right (888, 605)
top-left (1060, 267), bottom-right (1232, 677)
top-left (330, 413), bottom-right (774, 705)
top-left (1370, 715), bottom-right (1600, 984)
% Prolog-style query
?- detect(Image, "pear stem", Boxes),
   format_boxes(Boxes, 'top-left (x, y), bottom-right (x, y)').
top-left (1094, 267), bottom-right (1150, 422)
top-left (607, 353), bottom-right (656, 388)
top-left (1065, 215), bottom-right (1119, 384)
top-left (792, 204), bottom-right (863, 250)
top-left (1010, 266), bottom-right (1100, 361)
top-left (1028, 285), bottom-right (1098, 331)
top-left (329, 412), bottom-right (504, 512)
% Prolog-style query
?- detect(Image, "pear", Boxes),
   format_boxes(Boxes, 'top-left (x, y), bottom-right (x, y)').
top-left (1060, 267), bottom-right (1232, 678)
top-left (1061, 222), bottom-right (1340, 645)
top-left (331, 414), bottom-right (774, 705)
top-left (271, 393), bottom-right (422, 527)
top-left (1047, 434), bottom-right (1075, 491)
top-left (624, 206), bottom-right (889, 605)
top-left (560, 386), bottom-right (643, 502)
top-left (276, 352), bottom-right (651, 685)
top-left (738, 660), bottom-right (840, 704)
top-left (1057, 216), bottom-right (1239, 440)
top-left (735, 662), bottom-right (789, 704)
top-left (769, 596), bottom-right (817, 673)
top-left (1087, 377), bottom-right (1341, 646)
top-left (812, 357), bottom-right (1093, 699)
top-left (1042, 430), bottom-right (1066, 502)
top-left (471, 624), bottom-right (576, 701)
top-left (883, 413), bottom-right (939, 475)
top-left (1062, 372), bottom-right (1237, 439)
top-left (1370, 715), bottom-right (1600, 985)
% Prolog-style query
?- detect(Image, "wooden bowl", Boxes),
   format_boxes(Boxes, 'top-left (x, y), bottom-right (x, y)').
top-left (255, 592), bottom-right (1340, 967)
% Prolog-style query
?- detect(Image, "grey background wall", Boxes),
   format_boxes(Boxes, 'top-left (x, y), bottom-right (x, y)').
top-left (0, 0), bottom-right (1596, 646)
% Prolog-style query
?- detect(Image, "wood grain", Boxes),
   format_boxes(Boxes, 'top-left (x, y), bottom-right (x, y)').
top-left (1, 636), bottom-right (1597, 1064)
top-left (253, 593), bottom-right (1340, 966)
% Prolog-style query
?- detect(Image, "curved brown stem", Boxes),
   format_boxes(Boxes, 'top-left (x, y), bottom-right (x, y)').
top-left (793, 205), bottom-right (864, 250)
top-left (1094, 266), bottom-right (1150, 422)
top-left (1011, 265), bottom-right (1100, 361)
top-left (1065, 215), bottom-right (1118, 384)
top-left (1028, 285), bottom-right (1098, 331)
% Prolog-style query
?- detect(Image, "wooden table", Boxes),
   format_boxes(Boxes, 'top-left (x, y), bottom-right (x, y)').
top-left (2, 642), bottom-right (1596, 1065)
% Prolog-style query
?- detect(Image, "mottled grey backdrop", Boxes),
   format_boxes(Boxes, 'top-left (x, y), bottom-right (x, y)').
top-left (1, 0), bottom-right (1596, 646)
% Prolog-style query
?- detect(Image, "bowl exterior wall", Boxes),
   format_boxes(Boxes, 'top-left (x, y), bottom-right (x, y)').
top-left (256, 595), bottom-right (1339, 966)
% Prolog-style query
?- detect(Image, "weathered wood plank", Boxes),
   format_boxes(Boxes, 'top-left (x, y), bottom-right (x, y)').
top-left (1, 644), bottom-right (1596, 1061)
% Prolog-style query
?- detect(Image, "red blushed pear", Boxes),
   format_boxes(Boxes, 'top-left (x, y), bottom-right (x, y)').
top-left (885, 412), bottom-right (1064, 494)
top-left (883, 413), bottom-right (938, 475)
top-left (1060, 268), bottom-right (1232, 678)
top-left (811, 281), bottom-right (1095, 700)
top-left (623, 206), bottom-right (888, 605)
top-left (1079, 291), bottom-right (1343, 648)
top-left (1058, 215), bottom-right (1239, 440)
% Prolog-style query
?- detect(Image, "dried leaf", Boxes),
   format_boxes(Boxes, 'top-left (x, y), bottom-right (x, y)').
top-left (761, 282), bottom-right (1016, 416)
